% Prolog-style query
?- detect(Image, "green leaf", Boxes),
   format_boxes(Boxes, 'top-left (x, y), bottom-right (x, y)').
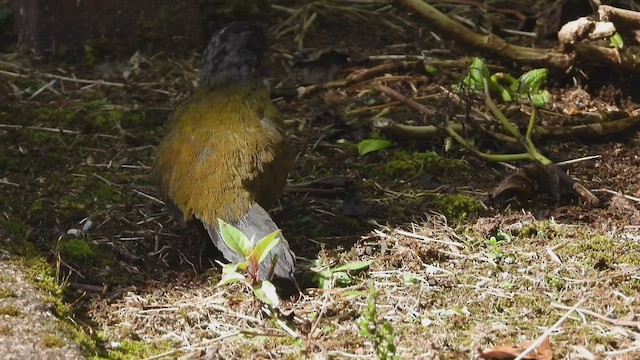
top-left (218, 219), bottom-right (252, 257)
top-left (312, 261), bottom-right (371, 289)
top-left (515, 68), bottom-right (547, 93)
top-left (222, 262), bottom-right (240, 273)
top-left (497, 84), bottom-right (513, 102)
top-left (530, 91), bottom-right (550, 107)
top-left (313, 275), bottom-right (331, 289)
top-left (466, 58), bottom-right (490, 89)
top-left (403, 273), bottom-right (421, 284)
top-left (221, 261), bottom-right (249, 273)
top-left (492, 231), bottom-right (511, 242)
top-left (494, 72), bottom-right (518, 87)
top-left (341, 290), bottom-right (367, 298)
top-left (217, 264), bottom-right (246, 286)
top-left (252, 281), bottom-right (280, 307)
top-left (312, 268), bottom-right (334, 289)
top-left (358, 139), bottom-right (392, 156)
top-left (251, 230), bottom-right (280, 264)
top-left (424, 64), bottom-right (439, 76)
top-left (333, 272), bottom-right (355, 287)
top-left (610, 32), bottom-right (624, 49)
top-left (333, 260), bottom-right (371, 272)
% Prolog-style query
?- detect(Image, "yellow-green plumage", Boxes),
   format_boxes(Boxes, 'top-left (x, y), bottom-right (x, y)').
top-left (154, 81), bottom-right (291, 225)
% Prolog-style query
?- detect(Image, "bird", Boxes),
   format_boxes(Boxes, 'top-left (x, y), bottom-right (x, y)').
top-left (153, 23), bottom-right (296, 280)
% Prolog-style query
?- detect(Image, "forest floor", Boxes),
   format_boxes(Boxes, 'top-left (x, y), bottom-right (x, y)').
top-left (1, 1), bottom-right (640, 359)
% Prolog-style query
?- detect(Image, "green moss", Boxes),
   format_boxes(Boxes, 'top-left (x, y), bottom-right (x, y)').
top-left (321, 324), bottom-right (336, 335)
top-left (618, 252), bottom-right (640, 266)
top-left (384, 151), bottom-right (471, 183)
top-left (58, 196), bottom-right (87, 212)
top-left (75, 331), bottom-right (101, 356)
top-left (0, 288), bottom-right (16, 298)
top-left (105, 339), bottom-right (177, 360)
top-left (118, 110), bottom-right (150, 128)
top-left (516, 220), bottom-right (554, 239)
top-left (19, 256), bottom-right (70, 319)
top-left (545, 276), bottom-right (566, 291)
top-left (620, 280), bottom-right (640, 293)
top-left (518, 224), bottom-right (540, 238)
top-left (0, 305), bottom-right (21, 316)
top-left (0, 216), bottom-right (38, 256)
top-left (30, 199), bottom-right (46, 214)
top-left (56, 175), bottom-right (123, 213)
top-left (0, 218), bottom-right (28, 241)
top-left (430, 194), bottom-right (484, 221)
top-left (563, 235), bottom-right (615, 266)
top-left (42, 334), bottom-right (65, 348)
top-left (89, 180), bottom-right (124, 203)
top-left (84, 106), bottom-right (152, 132)
top-left (58, 238), bottom-right (97, 265)
top-left (14, 98), bottom-right (151, 134)
top-left (31, 107), bottom-right (78, 125)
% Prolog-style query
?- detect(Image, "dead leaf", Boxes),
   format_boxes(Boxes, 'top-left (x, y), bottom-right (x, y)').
top-left (477, 337), bottom-right (552, 360)
top-left (491, 163), bottom-right (559, 204)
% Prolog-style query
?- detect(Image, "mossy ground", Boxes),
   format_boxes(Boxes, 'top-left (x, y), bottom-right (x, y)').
top-left (2, 2), bottom-right (640, 359)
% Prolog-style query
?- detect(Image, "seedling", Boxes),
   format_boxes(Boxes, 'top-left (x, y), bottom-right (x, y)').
top-left (484, 231), bottom-right (511, 262)
top-left (456, 57), bottom-right (550, 107)
top-left (358, 286), bottom-right (398, 360)
top-left (609, 32), bottom-right (624, 49)
top-left (358, 138), bottom-right (393, 155)
top-left (312, 259), bottom-right (371, 289)
top-left (216, 219), bottom-right (281, 307)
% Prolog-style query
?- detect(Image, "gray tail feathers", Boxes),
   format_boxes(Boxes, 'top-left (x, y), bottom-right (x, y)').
top-left (201, 203), bottom-right (296, 280)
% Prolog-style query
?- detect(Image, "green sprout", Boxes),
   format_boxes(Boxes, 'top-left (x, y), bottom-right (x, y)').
top-left (483, 231), bottom-right (511, 262)
top-left (358, 286), bottom-right (398, 360)
top-left (609, 33), bottom-right (624, 49)
top-left (216, 219), bottom-right (282, 307)
top-left (456, 57), bottom-right (550, 107)
top-left (312, 259), bottom-right (371, 289)
top-left (358, 139), bottom-right (393, 155)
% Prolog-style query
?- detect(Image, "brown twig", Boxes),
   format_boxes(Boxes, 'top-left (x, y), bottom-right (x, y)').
top-left (0, 123), bottom-right (79, 135)
top-left (551, 302), bottom-right (640, 328)
top-left (375, 83), bottom-right (435, 115)
top-left (294, 61), bottom-right (420, 97)
top-left (397, 0), bottom-right (573, 69)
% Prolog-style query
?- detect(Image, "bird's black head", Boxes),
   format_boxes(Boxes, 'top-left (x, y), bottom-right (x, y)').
top-left (200, 23), bottom-right (266, 89)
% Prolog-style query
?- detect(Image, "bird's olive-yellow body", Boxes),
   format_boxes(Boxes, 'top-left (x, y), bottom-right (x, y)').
top-left (153, 23), bottom-right (296, 280)
top-left (154, 81), bottom-right (292, 226)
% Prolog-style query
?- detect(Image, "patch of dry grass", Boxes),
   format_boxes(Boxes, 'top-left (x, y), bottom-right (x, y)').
top-left (85, 215), bottom-right (640, 359)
